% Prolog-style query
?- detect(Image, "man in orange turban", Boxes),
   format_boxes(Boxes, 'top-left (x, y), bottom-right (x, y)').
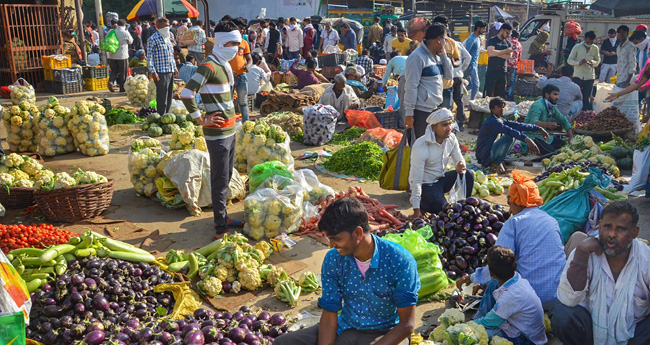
top-left (458, 170), bottom-right (566, 314)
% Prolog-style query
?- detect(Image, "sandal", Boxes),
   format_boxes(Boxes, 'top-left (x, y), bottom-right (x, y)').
top-left (228, 219), bottom-right (245, 228)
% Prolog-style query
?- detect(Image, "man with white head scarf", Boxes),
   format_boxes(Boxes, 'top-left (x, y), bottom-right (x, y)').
top-left (409, 108), bottom-right (474, 218)
top-left (180, 21), bottom-right (243, 239)
top-left (318, 74), bottom-right (360, 121)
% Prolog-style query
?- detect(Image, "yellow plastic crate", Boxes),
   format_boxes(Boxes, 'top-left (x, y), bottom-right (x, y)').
top-left (42, 55), bottom-right (71, 70)
top-left (478, 51), bottom-right (489, 65)
top-left (83, 77), bottom-right (109, 91)
top-left (44, 68), bottom-right (53, 81)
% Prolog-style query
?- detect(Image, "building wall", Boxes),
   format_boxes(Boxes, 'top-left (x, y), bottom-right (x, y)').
top-left (198, 0), bottom-right (322, 21)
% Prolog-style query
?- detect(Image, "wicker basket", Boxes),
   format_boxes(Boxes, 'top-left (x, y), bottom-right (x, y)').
top-left (0, 187), bottom-right (35, 210)
top-left (33, 180), bottom-right (114, 222)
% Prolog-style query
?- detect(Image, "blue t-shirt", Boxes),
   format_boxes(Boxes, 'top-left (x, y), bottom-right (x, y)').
top-left (318, 234), bottom-right (420, 334)
top-left (464, 33), bottom-right (481, 68)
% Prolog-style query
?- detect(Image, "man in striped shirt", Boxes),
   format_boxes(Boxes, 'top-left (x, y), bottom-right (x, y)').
top-left (180, 21), bottom-right (242, 238)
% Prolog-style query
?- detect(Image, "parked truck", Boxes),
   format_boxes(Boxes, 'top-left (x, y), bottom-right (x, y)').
top-left (519, 2), bottom-right (649, 67)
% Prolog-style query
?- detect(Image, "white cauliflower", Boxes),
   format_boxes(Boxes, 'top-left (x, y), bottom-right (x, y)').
top-left (14, 179), bottom-right (33, 188)
top-left (53, 172), bottom-right (76, 189)
top-left (0, 173), bottom-right (14, 186)
top-left (197, 276), bottom-right (223, 297)
top-left (2, 153), bottom-right (24, 168)
top-left (238, 267), bottom-right (262, 291)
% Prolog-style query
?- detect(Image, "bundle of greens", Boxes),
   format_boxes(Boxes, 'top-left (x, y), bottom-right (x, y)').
top-left (323, 141), bottom-right (384, 180)
top-left (105, 107), bottom-right (143, 126)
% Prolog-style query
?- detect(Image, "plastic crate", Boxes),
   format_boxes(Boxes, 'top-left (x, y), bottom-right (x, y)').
top-left (82, 65), bottom-right (109, 79)
top-left (45, 79), bottom-right (83, 94)
top-left (84, 77), bottom-right (109, 91)
top-left (52, 68), bottom-right (82, 82)
top-left (131, 66), bottom-right (150, 76)
top-left (517, 59), bottom-right (535, 75)
top-left (0, 312), bottom-right (26, 345)
top-left (42, 55), bottom-right (71, 70)
top-left (374, 65), bottom-right (387, 78)
top-left (44, 68), bottom-right (53, 81)
top-left (321, 66), bottom-right (339, 79)
top-left (374, 110), bottom-right (399, 129)
top-left (478, 51), bottom-right (489, 65)
top-left (317, 53), bottom-right (345, 67)
top-left (514, 79), bottom-right (540, 97)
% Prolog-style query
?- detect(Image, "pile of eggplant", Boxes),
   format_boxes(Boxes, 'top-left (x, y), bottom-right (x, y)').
top-left (402, 197), bottom-right (509, 280)
top-left (28, 255), bottom-right (176, 344)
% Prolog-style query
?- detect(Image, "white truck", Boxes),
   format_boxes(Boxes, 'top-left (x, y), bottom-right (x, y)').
top-left (519, 2), bottom-right (648, 66)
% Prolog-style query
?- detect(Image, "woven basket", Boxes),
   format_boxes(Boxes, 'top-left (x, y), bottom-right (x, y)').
top-left (0, 187), bottom-right (35, 210)
top-left (33, 180), bottom-right (114, 223)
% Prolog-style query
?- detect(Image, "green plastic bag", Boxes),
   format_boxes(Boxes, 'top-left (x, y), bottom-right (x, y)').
top-left (541, 167), bottom-right (609, 244)
top-left (101, 30), bottom-right (119, 53)
top-left (385, 227), bottom-right (449, 298)
top-left (249, 161), bottom-right (294, 193)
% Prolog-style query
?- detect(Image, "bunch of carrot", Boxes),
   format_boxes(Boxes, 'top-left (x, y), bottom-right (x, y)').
top-left (297, 186), bottom-right (408, 235)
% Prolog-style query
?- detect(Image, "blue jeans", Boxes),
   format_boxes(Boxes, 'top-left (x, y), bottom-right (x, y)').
top-left (233, 73), bottom-right (249, 122)
top-left (442, 87), bottom-right (453, 109)
top-left (467, 65), bottom-right (480, 100)
top-left (506, 67), bottom-right (518, 101)
top-left (286, 50), bottom-right (300, 60)
top-left (488, 135), bottom-right (516, 166)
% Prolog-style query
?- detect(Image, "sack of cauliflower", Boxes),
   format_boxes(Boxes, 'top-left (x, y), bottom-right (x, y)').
top-left (68, 100), bottom-right (110, 156)
top-left (9, 78), bottom-right (36, 105)
top-left (292, 169), bottom-right (335, 203)
top-left (125, 75), bottom-right (156, 108)
top-left (236, 119), bottom-right (294, 174)
top-left (243, 178), bottom-right (305, 240)
top-left (37, 96), bottom-right (75, 157)
top-left (1, 101), bottom-right (40, 153)
top-left (128, 138), bottom-right (166, 197)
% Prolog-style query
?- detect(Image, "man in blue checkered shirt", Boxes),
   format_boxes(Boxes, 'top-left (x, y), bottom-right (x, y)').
top-left (355, 49), bottom-right (374, 83)
top-left (147, 17), bottom-right (178, 116)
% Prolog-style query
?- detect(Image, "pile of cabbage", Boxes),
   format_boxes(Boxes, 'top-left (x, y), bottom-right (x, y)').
top-left (69, 100), bottom-right (110, 156)
top-left (244, 175), bottom-right (308, 240)
top-left (234, 119), bottom-right (294, 174)
top-left (1, 101), bottom-right (39, 152)
top-left (9, 81), bottom-right (36, 105)
top-left (125, 75), bottom-right (155, 107)
top-left (37, 96), bottom-right (75, 157)
top-left (128, 138), bottom-right (165, 197)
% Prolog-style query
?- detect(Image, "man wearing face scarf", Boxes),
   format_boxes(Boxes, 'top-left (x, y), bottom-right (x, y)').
top-left (148, 17), bottom-right (178, 116)
top-left (524, 84), bottom-right (574, 155)
top-left (409, 109), bottom-right (474, 219)
top-left (180, 21), bottom-right (243, 239)
top-left (457, 170), bottom-right (565, 312)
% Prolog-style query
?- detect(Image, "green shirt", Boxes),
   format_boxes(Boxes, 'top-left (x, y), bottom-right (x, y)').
top-left (129, 58), bottom-right (148, 68)
top-left (524, 98), bottom-right (571, 141)
top-left (181, 57), bottom-right (236, 138)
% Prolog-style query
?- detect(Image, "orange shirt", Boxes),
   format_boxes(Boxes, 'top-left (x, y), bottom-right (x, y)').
top-left (229, 40), bottom-right (251, 75)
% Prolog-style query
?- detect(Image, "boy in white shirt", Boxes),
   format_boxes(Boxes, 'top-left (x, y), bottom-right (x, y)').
top-left (473, 246), bottom-right (548, 345)
top-left (246, 53), bottom-right (270, 109)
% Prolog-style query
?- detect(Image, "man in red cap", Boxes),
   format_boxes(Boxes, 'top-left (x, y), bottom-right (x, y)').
top-left (637, 24), bottom-right (648, 33)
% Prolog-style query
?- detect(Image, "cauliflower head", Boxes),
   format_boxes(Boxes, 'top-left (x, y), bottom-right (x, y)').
top-left (439, 309), bottom-right (466, 328)
top-left (9, 169), bottom-right (29, 182)
top-left (14, 179), bottom-right (33, 188)
top-left (489, 336), bottom-right (514, 345)
top-left (238, 267), bottom-right (262, 291)
top-left (54, 172), bottom-right (77, 189)
top-left (20, 157), bottom-right (42, 176)
top-left (0, 173), bottom-right (14, 186)
top-left (2, 153), bottom-right (25, 168)
top-left (231, 281), bottom-right (242, 294)
top-left (254, 241), bottom-right (272, 260)
top-left (198, 276), bottom-right (223, 297)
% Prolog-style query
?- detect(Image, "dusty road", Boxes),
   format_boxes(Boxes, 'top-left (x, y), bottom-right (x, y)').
top-left (2, 90), bottom-right (648, 342)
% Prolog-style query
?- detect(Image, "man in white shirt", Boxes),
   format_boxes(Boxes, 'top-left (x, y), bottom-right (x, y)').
top-left (409, 109), bottom-right (473, 218)
top-left (285, 17), bottom-right (303, 60)
top-left (246, 53), bottom-right (270, 110)
top-left (107, 20), bottom-right (133, 93)
top-left (615, 25), bottom-right (637, 88)
top-left (383, 26), bottom-right (397, 56)
top-left (319, 22), bottom-right (340, 52)
top-left (550, 201), bottom-right (650, 345)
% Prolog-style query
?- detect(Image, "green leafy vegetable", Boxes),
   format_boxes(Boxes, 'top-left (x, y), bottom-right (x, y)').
top-left (105, 107), bottom-right (143, 126)
top-left (323, 141), bottom-right (384, 180)
top-left (328, 127), bottom-right (366, 146)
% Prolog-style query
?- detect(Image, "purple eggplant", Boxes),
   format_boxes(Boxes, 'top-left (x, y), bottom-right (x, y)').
top-left (270, 313), bottom-right (286, 326)
top-left (486, 233), bottom-right (498, 246)
top-left (466, 197), bottom-right (479, 206)
top-left (185, 329), bottom-right (206, 345)
top-left (461, 246), bottom-right (477, 255)
top-left (455, 256), bottom-right (468, 270)
top-left (84, 330), bottom-right (105, 345)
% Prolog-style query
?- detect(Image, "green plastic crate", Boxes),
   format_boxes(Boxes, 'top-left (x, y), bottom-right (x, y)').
top-left (0, 312), bottom-right (26, 345)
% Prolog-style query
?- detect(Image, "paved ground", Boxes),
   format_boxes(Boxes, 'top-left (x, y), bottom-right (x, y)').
top-left (2, 90), bottom-right (649, 344)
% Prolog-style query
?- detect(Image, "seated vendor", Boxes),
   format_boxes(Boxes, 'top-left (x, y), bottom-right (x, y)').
top-left (476, 97), bottom-right (548, 174)
top-left (273, 198), bottom-right (419, 345)
top-left (345, 66), bottom-right (377, 99)
top-left (457, 171), bottom-right (566, 311)
top-left (290, 56), bottom-right (327, 90)
top-left (550, 201), bottom-right (650, 345)
top-left (536, 65), bottom-right (583, 119)
top-left (129, 49), bottom-right (148, 68)
top-left (524, 84), bottom-right (574, 155)
top-left (472, 246), bottom-right (548, 344)
top-left (318, 74), bottom-right (360, 121)
top-left (409, 109), bottom-right (474, 218)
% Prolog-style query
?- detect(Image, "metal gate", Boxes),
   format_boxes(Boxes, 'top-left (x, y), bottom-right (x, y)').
top-left (0, 4), bottom-right (63, 86)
